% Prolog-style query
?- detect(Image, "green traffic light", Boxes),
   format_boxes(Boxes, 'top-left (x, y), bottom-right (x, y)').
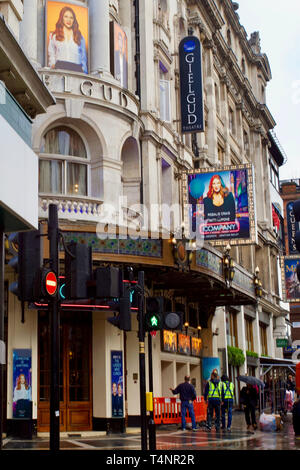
top-left (150, 315), bottom-right (159, 327)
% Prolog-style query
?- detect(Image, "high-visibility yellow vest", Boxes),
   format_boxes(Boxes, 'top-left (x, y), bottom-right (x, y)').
top-left (208, 380), bottom-right (222, 399)
top-left (222, 381), bottom-right (234, 399)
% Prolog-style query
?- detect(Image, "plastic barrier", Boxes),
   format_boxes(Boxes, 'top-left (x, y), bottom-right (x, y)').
top-left (153, 396), bottom-right (207, 425)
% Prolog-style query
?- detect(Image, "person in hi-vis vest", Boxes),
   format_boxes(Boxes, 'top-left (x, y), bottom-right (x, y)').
top-left (204, 371), bottom-right (222, 431)
top-left (221, 374), bottom-right (234, 431)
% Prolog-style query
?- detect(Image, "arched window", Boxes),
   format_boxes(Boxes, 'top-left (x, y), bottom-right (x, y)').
top-left (39, 126), bottom-right (88, 196)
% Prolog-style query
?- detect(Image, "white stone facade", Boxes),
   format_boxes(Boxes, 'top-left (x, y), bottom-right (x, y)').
top-left (3, 0), bottom-right (291, 431)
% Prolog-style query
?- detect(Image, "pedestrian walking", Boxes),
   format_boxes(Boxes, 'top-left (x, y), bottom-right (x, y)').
top-left (221, 374), bottom-right (234, 431)
top-left (170, 375), bottom-right (197, 432)
top-left (204, 371), bottom-right (222, 431)
top-left (240, 383), bottom-right (258, 430)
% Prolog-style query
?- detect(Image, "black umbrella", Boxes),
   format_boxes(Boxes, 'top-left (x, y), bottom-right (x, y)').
top-left (237, 375), bottom-right (265, 388)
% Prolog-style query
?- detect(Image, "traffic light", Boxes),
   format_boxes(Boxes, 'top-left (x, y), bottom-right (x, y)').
top-left (95, 266), bottom-right (123, 298)
top-left (145, 297), bottom-right (164, 332)
top-left (164, 311), bottom-right (184, 331)
top-left (8, 230), bottom-right (42, 302)
top-left (293, 200), bottom-right (300, 281)
top-left (65, 241), bottom-right (92, 299)
top-left (107, 287), bottom-right (131, 331)
top-left (145, 297), bottom-right (184, 332)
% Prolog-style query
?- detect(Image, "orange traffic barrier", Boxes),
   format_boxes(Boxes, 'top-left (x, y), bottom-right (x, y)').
top-left (153, 396), bottom-right (207, 425)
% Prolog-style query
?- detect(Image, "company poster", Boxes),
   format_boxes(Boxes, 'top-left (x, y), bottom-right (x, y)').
top-left (178, 334), bottom-right (191, 355)
top-left (162, 330), bottom-right (177, 353)
top-left (281, 256), bottom-right (300, 302)
top-left (13, 349), bottom-right (32, 419)
top-left (179, 36), bottom-right (204, 133)
top-left (191, 337), bottom-right (202, 357)
top-left (111, 350), bottom-right (124, 418)
top-left (110, 21), bottom-right (128, 89)
top-left (46, 1), bottom-right (89, 74)
top-left (184, 164), bottom-right (257, 246)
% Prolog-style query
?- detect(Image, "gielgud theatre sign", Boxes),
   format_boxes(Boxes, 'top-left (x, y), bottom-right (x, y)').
top-left (179, 35), bottom-right (204, 134)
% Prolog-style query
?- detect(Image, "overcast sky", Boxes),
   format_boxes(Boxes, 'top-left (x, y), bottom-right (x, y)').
top-left (236, 0), bottom-right (300, 180)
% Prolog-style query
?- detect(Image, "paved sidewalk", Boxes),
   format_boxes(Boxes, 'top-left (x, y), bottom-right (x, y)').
top-left (1, 410), bottom-right (299, 452)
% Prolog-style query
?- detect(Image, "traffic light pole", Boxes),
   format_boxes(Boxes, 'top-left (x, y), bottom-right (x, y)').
top-left (0, 232), bottom-right (4, 451)
top-left (137, 271), bottom-right (147, 451)
top-left (48, 204), bottom-right (60, 452)
top-left (147, 332), bottom-right (156, 450)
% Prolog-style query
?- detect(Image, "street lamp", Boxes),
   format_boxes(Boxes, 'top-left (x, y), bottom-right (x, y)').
top-left (254, 266), bottom-right (263, 298)
top-left (223, 243), bottom-right (235, 286)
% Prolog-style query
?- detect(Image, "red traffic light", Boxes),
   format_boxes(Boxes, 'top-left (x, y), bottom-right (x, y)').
top-left (45, 271), bottom-right (58, 297)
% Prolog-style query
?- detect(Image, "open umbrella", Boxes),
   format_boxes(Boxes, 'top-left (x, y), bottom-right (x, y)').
top-left (237, 375), bottom-right (265, 388)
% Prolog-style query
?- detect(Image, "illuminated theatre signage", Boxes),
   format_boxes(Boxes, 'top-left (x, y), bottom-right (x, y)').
top-left (179, 36), bottom-right (204, 134)
top-left (183, 164), bottom-right (257, 246)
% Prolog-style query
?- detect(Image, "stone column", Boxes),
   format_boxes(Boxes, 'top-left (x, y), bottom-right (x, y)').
top-left (19, 0), bottom-right (38, 65)
top-left (89, 0), bottom-right (110, 76)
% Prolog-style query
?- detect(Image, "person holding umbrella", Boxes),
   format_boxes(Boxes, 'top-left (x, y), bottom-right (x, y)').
top-left (240, 383), bottom-right (259, 430)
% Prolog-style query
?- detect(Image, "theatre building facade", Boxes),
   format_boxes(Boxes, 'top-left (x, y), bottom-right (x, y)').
top-left (3, 0), bottom-right (290, 435)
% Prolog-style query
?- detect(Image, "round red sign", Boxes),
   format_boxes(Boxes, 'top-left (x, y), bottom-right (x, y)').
top-left (45, 271), bottom-right (58, 296)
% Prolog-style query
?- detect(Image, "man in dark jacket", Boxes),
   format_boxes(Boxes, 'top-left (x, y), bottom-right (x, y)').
top-left (170, 376), bottom-right (197, 431)
top-left (204, 371), bottom-right (222, 431)
top-left (240, 384), bottom-right (258, 430)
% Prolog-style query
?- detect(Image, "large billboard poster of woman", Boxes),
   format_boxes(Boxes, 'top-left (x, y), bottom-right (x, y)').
top-left (46, 1), bottom-right (89, 74)
top-left (184, 164), bottom-right (257, 246)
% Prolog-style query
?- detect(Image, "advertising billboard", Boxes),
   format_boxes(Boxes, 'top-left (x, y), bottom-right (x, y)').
top-left (162, 330), bottom-right (178, 353)
top-left (46, 1), bottom-right (89, 74)
top-left (179, 36), bottom-right (204, 133)
top-left (111, 350), bottom-right (123, 418)
top-left (110, 21), bottom-right (128, 89)
top-left (13, 349), bottom-right (32, 419)
top-left (286, 201), bottom-right (300, 254)
top-left (183, 163), bottom-right (257, 246)
top-left (281, 256), bottom-right (300, 302)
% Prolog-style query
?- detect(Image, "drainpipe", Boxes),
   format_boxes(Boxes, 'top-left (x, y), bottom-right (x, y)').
top-left (134, 0), bottom-right (141, 99)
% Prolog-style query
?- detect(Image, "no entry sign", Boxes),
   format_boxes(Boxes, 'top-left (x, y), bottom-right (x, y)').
top-left (45, 271), bottom-right (58, 296)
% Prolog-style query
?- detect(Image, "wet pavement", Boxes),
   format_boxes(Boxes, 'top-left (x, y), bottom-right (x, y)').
top-left (1, 411), bottom-right (300, 454)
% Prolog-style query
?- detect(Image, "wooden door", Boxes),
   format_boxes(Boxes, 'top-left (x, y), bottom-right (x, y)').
top-left (38, 311), bottom-right (92, 432)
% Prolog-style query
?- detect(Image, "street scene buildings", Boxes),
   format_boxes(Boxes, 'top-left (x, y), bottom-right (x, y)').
top-left (1, 0), bottom-right (298, 441)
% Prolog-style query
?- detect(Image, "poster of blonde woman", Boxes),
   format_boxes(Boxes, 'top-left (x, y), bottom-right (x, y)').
top-left (46, 1), bottom-right (89, 74)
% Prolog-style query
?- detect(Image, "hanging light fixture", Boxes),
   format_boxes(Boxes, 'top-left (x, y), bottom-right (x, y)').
top-left (223, 243), bottom-right (235, 286)
top-left (254, 266), bottom-right (263, 298)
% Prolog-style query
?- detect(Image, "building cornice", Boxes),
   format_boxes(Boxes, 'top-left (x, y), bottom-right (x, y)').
top-left (0, 15), bottom-right (55, 117)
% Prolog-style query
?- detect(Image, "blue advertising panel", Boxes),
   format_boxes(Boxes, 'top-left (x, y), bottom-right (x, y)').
top-left (183, 164), bottom-right (257, 246)
top-left (286, 201), bottom-right (300, 254)
top-left (111, 350), bottom-right (124, 418)
top-left (13, 349), bottom-right (32, 419)
top-left (179, 36), bottom-right (204, 134)
top-left (281, 256), bottom-right (300, 302)
top-left (202, 357), bottom-right (220, 382)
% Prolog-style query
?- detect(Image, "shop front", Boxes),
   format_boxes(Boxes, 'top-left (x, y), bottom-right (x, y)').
top-left (5, 231), bottom-right (258, 435)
